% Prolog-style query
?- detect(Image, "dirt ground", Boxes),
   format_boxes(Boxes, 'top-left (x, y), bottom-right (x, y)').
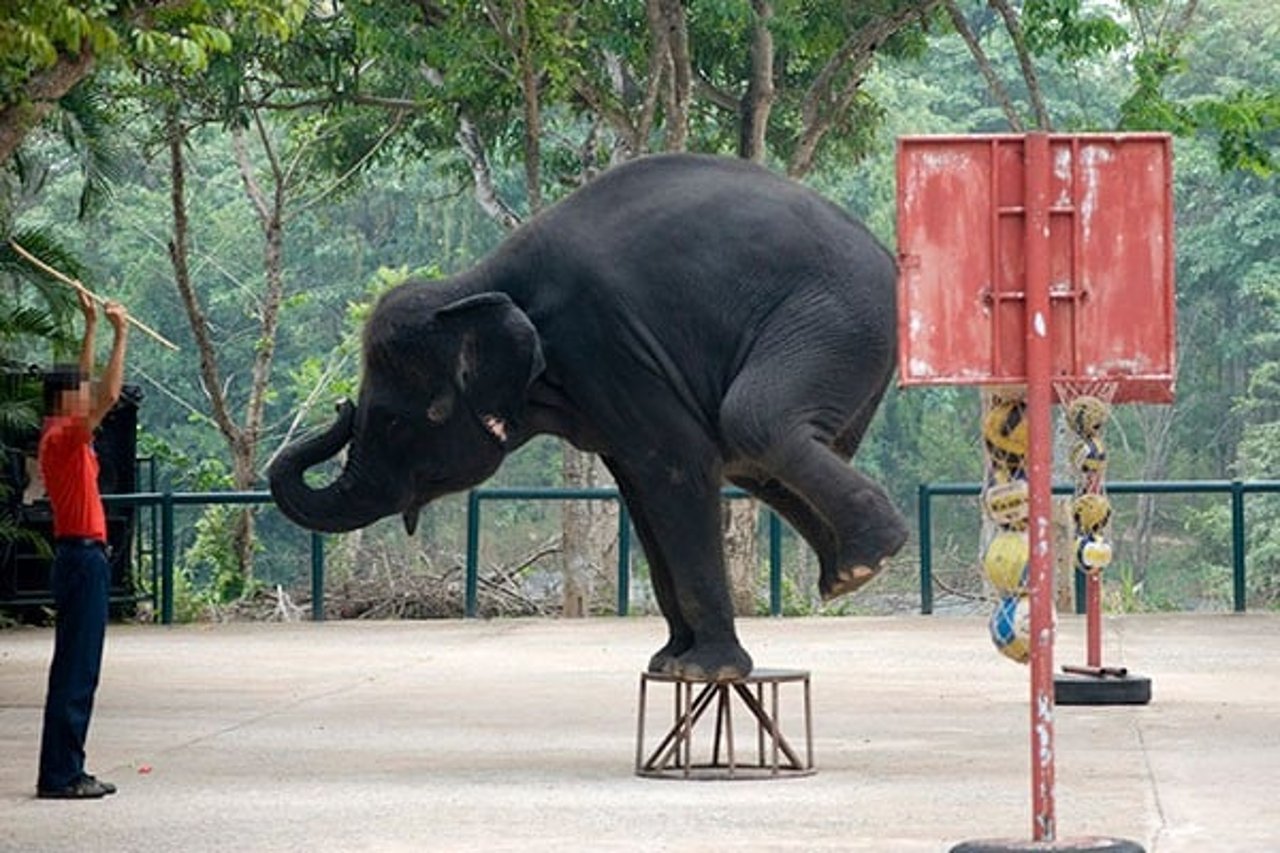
top-left (1, 613), bottom-right (1277, 852)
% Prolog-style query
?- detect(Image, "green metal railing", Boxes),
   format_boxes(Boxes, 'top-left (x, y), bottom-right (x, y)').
top-left (462, 487), bottom-right (787, 619)
top-left (917, 479), bottom-right (1280, 615)
top-left (86, 478), bottom-right (1277, 624)
top-left (100, 487), bottom-right (790, 624)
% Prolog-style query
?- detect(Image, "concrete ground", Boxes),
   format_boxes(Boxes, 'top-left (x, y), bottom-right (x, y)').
top-left (1, 613), bottom-right (1277, 852)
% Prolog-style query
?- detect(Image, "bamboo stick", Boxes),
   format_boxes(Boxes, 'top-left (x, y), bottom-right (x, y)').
top-left (7, 239), bottom-right (180, 351)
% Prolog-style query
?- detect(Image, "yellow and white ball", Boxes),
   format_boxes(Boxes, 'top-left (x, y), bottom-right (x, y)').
top-left (1069, 437), bottom-right (1108, 476)
top-left (983, 398), bottom-right (1029, 468)
top-left (983, 530), bottom-right (1029, 594)
top-left (983, 472), bottom-right (1029, 530)
top-left (1072, 493), bottom-right (1113, 535)
top-left (1066, 395), bottom-right (1110, 437)
top-left (1077, 535), bottom-right (1113, 570)
top-left (989, 595), bottom-right (1031, 664)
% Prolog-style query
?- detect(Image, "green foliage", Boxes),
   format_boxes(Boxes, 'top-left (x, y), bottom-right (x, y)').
top-left (1022, 0), bottom-right (1130, 62)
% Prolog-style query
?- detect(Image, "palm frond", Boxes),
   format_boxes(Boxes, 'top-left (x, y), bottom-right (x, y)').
top-left (57, 83), bottom-right (128, 220)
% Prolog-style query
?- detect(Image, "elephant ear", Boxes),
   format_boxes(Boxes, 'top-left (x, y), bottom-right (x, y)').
top-left (434, 292), bottom-right (545, 440)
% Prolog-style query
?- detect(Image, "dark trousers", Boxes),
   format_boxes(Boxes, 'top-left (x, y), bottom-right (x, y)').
top-left (37, 541), bottom-right (110, 790)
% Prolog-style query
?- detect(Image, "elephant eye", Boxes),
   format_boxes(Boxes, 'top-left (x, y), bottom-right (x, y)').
top-left (385, 415), bottom-right (408, 437)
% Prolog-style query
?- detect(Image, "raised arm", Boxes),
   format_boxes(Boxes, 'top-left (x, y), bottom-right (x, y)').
top-left (76, 288), bottom-right (96, 378)
top-left (88, 301), bottom-right (128, 431)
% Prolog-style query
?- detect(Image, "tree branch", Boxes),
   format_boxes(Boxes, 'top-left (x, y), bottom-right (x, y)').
top-left (456, 117), bottom-right (522, 230)
top-left (0, 43), bottom-right (96, 163)
top-left (944, 0), bottom-right (1024, 130)
top-left (790, 0), bottom-right (941, 176)
top-left (166, 116), bottom-right (241, 447)
top-left (988, 0), bottom-right (1051, 130)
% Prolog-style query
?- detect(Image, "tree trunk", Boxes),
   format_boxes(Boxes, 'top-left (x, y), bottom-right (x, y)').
top-left (560, 446), bottom-right (618, 616)
top-left (724, 498), bottom-right (759, 616)
top-left (1130, 405), bottom-right (1175, 586)
top-left (739, 0), bottom-right (776, 162)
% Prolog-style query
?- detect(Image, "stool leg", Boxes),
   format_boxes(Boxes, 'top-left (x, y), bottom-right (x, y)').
top-left (804, 675), bottom-right (814, 770)
top-left (724, 685), bottom-right (736, 777)
top-left (712, 685), bottom-right (726, 768)
top-left (771, 681), bottom-right (780, 775)
top-left (681, 681), bottom-right (692, 778)
top-left (635, 674), bottom-right (647, 773)
top-left (756, 683), bottom-right (765, 767)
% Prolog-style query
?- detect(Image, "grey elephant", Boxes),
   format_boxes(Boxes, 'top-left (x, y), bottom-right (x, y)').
top-left (269, 154), bottom-right (907, 681)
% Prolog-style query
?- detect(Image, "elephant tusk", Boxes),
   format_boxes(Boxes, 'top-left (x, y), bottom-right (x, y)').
top-left (482, 415), bottom-right (508, 443)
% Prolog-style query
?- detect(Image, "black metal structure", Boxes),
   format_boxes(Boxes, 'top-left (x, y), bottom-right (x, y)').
top-left (0, 371), bottom-right (142, 620)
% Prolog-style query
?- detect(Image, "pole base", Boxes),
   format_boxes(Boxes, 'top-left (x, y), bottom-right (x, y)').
top-left (951, 837), bottom-right (1144, 852)
top-left (1054, 671), bottom-right (1151, 706)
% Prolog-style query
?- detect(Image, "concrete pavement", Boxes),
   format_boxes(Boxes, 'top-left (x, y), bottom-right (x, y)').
top-left (1, 613), bottom-right (1277, 852)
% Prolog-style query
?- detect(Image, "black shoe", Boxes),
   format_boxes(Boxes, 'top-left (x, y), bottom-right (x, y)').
top-left (81, 774), bottom-right (117, 795)
top-left (36, 775), bottom-right (114, 800)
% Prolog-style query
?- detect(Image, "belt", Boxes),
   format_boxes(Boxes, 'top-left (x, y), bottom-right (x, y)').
top-left (55, 537), bottom-right (108, 549)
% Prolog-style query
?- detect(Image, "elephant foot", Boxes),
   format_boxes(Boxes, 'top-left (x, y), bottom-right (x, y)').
top-left (819, 560), bottom-right (886, 602)
top-left (819, 520), bottom-right (908, 602)
top-left (672, 642), bottom-right (753, 682)
top-left (647, 637), bottom-right (693, 675)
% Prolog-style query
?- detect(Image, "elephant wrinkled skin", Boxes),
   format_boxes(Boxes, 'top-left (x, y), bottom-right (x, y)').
top-left (269, 154), bottom-right (908, 681)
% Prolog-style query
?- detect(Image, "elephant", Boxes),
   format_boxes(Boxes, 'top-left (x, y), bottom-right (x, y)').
top-left (269, 153), bottom-right (908, 681)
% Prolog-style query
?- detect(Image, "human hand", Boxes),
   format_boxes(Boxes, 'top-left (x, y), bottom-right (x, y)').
top-left (104, 300), bottom-right (128, 332)
top-left (77, 288), bottom-right (97, 322)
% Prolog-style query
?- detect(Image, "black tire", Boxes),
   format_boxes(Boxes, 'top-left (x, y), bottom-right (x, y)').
top-left (1054, 673), bottom-right (1152, 706)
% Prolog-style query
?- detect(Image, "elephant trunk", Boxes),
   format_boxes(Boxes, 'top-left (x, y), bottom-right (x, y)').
top-left (268, 401), bottom-right (387, 533)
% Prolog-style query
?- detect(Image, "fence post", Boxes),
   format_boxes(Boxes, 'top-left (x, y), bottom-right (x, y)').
top-left (917, 483), bottom-right (933, 615)
top-left (465, 491), bottom-right (480, 618)
top-left (160, 488), bottom-right (174, 625)
top-left (1231, 480), bottom-right (1246, 613)
top-left (617, 503), bottom-right (631, 616)
top-left (311, 532), bottom-right (325, 622)
top-left (769, 511), bottom-right (783, 616)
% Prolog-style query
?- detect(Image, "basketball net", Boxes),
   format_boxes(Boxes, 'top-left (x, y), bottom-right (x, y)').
top-left (1054, 380), bottom-right (1119, 582)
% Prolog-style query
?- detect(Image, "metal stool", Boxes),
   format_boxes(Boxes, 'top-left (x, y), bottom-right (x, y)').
top-left (635, 668), bottom-right (814, 780)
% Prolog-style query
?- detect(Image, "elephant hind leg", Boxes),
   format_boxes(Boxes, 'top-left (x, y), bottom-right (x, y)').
top-left (721, 371), bottom-right (907, 602)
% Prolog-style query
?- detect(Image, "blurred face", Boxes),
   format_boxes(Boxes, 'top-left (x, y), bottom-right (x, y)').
top-left (56, 381), bottom-right (93, 419)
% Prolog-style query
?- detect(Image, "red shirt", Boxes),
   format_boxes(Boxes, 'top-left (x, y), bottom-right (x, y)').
top-left (39, 415), bottom-right (107, 541)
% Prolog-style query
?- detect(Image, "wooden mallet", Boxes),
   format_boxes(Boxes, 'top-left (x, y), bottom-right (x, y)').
top-left (8, 239), bottom-right (179, 351)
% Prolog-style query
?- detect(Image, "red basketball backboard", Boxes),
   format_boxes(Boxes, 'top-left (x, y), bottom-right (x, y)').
top-left (896, 134), bottom-right (1176, 403)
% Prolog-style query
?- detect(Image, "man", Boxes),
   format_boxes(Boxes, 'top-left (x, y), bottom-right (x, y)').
top-left (36, 288), bottom-right (128, 800)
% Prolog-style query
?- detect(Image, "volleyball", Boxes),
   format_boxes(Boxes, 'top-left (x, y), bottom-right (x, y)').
top-left (1069, 437), bottom-right (1107, 476)
top-left (983, 472), bottom-right (1029, 529)
top-left (989, 595), bottom-right (1031, 664)
top-left (1077, 535), bottom-right (1113, 570)
top-left (1066, 395), bottom-right (1109, 437)
top-left (983, 397), bottom-right (1028, 468)
top-left (983, 531), bottom-right (1029, 594)
top-left (1072, 493), bottom-right (1112, 534)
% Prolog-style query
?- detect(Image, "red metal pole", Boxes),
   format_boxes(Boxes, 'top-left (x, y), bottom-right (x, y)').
top-left (1023, 132), bottom-right (1056, 843)
top-left (1087, 572), bottom-right (1103, 668)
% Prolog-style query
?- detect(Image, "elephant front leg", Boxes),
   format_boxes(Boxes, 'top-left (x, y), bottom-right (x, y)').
top-left (613, 457), bottom-right (753, 682)
top-left (606, 462), bottom-right (693, 674)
